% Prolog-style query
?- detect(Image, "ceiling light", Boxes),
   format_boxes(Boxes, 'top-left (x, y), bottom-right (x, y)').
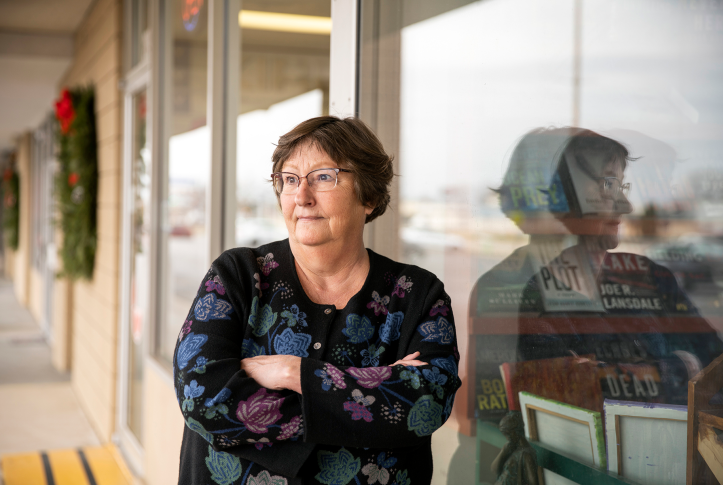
top-left (238, 10), bottom-right (331, 35)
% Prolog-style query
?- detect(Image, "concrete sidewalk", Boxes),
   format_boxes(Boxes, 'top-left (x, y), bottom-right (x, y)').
top-left (0, 277), bottom-right (101, 482)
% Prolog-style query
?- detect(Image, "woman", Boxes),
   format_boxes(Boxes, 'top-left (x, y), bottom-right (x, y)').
top-left (174, 116), bottom-right (461, 485)
top-left (514, 129), bottom-right (722, 408)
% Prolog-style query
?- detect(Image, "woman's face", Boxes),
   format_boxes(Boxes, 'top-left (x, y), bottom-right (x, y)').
top-left (563, 154), bottom-right (633, 250)
top-left (280, 142), bottom-right (373, 249)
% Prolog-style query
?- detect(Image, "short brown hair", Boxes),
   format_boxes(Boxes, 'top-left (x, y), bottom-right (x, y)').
top-left (271, 116), bottom-right (394, 223)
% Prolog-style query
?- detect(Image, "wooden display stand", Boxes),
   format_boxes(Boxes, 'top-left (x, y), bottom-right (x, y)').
top-left (687, 352), bottom-right (723, 485)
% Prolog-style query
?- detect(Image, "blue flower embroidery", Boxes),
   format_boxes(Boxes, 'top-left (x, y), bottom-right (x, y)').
top-left (177, 332), bottom-right (208, 370)
top-left (186, 417), bottom-right (214, 443)
top-left (379, 311), bottom-right (404, 344)
top-left (248, 296), bottom-right (278, 337)
top-left (431, 356), bottom-right (458, 376)
top-left (314, 369), bottom-right (333, 391)
top-left (400, 366), bottom-right (421, 389)
top-left (203, 388), bottom-right (231, 419)
top-left (205, 445), bottom-right (242, 485)
top-left (395, 470), bottom-right (411, 485)
top-left (423, 366), bottom-right (448, 398)
top-left (184, 380), bottom-right (205, 399)
top-left (417, 316), bottom-right (455, 345)
top-left (361, 344), bottom-right (385, 367)
top-left (242, 339), bottom-right (266, 358)
top-left (205, 387), bottom-right (231, 407)
top-left (281, 304), bottom-right (307, 327)
top-left (342, 314), bottom-right (374, 343)
top-left (407, 395), bottom-right (443, 437)
top-left (274, 328), bottom-right (312, 357)
top-left (194, 293), bottom-right (234, 321)
top-left (316, 447), bottom-right (361, 485)
top-left (422, 366), bottom-right (448, 386)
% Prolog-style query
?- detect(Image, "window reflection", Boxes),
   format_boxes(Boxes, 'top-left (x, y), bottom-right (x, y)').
top-left (235, 1), bottom-right (330, 248)
top-left (159, 0), bottom-right (209, 363)
top-left (361, 0), bottom-right (723, 482)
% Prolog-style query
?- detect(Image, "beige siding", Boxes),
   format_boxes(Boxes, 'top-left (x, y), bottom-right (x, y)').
top-left (144, 364), bottom-right (184, 485)
top-left (28, 267), bottom-right (43, 324)
top-left (57, 0), bottom-right (123, 443)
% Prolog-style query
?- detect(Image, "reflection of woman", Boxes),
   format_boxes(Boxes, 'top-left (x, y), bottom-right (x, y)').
top-left (517, 129), bottom-right (723, 406)
top-left (174, 116), bottom-right (461, 484)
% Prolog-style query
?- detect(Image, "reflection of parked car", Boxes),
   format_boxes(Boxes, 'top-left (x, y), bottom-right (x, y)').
top-left (170, 225), bottom-right (193, 237)
top-left (236, 217), bottom-right (288, 248)
top-left (646, 234), bottom-right (723, 290)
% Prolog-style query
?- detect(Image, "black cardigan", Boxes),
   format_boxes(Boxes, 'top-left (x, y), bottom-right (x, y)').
top-left (174, 239), bottom-right (461, 485)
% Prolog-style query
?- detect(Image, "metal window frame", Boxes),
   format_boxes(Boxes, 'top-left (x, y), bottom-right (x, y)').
top-left (137, 0), bottom-right (361, 370)
top-left (115, 0), bottom-right (154, 475)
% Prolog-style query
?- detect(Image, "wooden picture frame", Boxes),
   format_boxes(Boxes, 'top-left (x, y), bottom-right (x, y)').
top-left (519, 391), bottom-right (606, 481)
top-left (604, 399), bottom-right (687, 485)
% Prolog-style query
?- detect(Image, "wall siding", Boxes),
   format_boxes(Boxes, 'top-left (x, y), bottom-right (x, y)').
top-left (58, 0), bottom-right (123, 443)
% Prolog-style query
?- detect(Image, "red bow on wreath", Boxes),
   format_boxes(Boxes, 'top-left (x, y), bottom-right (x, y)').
top-left (55, 89), bottom-right (75, 134)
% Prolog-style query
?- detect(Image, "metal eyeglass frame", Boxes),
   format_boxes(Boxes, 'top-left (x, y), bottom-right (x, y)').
top-left (271, 168), bottom-right (352, 194)
top-left (574, 159), bottom-right (631, 200)
top-left (597, 176), bottom-right (631, 200)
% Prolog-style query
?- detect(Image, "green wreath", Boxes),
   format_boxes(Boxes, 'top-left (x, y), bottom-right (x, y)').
top-left (54, 87), bottom-right (98, 280)
top-left (2, 166), bottom-right (20, 251)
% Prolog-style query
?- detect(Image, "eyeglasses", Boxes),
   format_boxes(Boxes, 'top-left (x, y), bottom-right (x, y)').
top-left (597, 177), bottom-right (631, 200)
top-left (271, 168), bottom-right (352, 195)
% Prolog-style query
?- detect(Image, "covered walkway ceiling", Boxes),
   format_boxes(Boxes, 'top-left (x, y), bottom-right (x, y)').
top-left (0, 0), bottom-right (94, 152)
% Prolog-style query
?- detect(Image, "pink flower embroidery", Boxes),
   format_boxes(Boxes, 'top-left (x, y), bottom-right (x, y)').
top-left (391, 276), bottom-right (413, 298)
top-left (325, 364), bottom-right (347, 389)
top-left (178, 320), bottom-right (192, 342)
top-left (347, 367), bottom-right (392, 389)
top-left (343, 401), bottom-right (373, 422)
top-left (278, 416), bottom-right (303, 440)
top-left (236, 388), bottom-right (285, 434)
top-left (257, 253), bottom-right (279, 276)
top-left (205, 276), bottom-right (226, 295)
top-left (246, 437), bottom-right (272, 450)
top-left (366, 291), bottom-right (390, 316)
top-left (254, 273), bottom-right (269, 297)
top-left (430, 299), bottom-right (449, 316)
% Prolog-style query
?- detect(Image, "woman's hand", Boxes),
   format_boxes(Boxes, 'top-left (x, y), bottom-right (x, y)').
top-left (390, 351), bottom-right (425, 367)
top-left (240, 355), bottom-right (302, 394)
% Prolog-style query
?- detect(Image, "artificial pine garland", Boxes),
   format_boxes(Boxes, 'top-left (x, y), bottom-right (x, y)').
top-left (54, 87), bottom-right (98, 280)
top-left (2, 165), bottom-right (20, 250)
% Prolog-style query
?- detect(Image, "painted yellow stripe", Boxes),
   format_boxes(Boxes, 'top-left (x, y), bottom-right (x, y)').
top-left (1, 452), bottom-right (48, 485)
top-left (82, 445), bottom-right (131, 485)
top-left (46, 449), bottom-right (89, 485)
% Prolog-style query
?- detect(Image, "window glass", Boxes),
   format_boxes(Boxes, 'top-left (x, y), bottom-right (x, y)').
top-left (158, 0), bottom-right (209, 363)
top-left (235, 1), bottom-right (330, 248)
top-left (127, 90), bottom-right (149, 441)
top-left (360, 0), bottom-right (723, 483)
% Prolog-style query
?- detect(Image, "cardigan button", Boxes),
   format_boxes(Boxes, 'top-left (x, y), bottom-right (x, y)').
top-left (324, 308), bottom-right (332, 314)
top-left (314, 342), bottom-right (321, 350)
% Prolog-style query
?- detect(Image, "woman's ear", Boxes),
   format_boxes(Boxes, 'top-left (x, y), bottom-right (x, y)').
top-left (364, 205), bottom-right (374, 216)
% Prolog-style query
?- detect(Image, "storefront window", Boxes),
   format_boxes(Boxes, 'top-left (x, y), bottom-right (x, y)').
top-left (234, 1), bottom-right (330, 247)
top-left (158, 0), bottom-right (209, 363)
top-left (360, 0), bottom-right (723, 483)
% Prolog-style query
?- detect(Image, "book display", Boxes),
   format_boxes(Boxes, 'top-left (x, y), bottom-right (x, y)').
top-left (470, 128), bottom-right (723, 484)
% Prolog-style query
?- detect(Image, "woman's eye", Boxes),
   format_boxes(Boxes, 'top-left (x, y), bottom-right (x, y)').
top-left (285, 176), bottom-right (298, 185)
top-left (317, 174), bottom-right (331, 182)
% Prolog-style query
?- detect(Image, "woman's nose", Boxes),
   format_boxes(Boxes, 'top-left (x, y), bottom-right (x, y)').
top-left (614, 192), bottom-right (633, 214)
top-left (294, 178), bottom-right (314, 205)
